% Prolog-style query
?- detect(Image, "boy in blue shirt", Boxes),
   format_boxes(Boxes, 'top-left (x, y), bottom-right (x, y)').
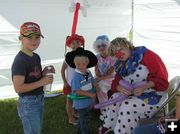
top-left (66, 47), bottom-right (99, 134)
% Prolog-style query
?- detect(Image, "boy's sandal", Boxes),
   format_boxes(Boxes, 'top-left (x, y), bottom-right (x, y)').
top-left (68, 121), bottom-right (77, 126)
top-left (98, 126), bottom-right (112, 134)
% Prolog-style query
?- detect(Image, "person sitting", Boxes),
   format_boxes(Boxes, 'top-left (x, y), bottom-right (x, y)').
top-left (98, 37), bottom-right (169, 134)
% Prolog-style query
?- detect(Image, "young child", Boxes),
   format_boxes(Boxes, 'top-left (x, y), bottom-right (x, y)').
top-left (93, 35), bottom-right (115, 120)
top-left (65, 47), bottom-right (99, 134)
top-left (11, 22), bottom-right (55, 134)
top-left (61, 34), bottom-right (85, 125)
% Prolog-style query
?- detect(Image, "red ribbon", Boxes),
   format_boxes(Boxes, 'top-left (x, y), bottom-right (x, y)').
top-left (71, 2), bottom-right (80, 35)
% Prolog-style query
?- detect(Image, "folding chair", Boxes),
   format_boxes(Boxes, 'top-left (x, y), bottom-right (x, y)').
top-left (138, 76), bottom-right (180, 125)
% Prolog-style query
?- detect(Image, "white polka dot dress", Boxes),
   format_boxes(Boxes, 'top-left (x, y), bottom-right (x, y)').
top-left (102, 64), bottom-right (167, 134)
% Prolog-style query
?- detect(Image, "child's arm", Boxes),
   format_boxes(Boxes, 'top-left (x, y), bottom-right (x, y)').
top-left (97, 66), bottom-right (114, 81)
top-left (61, 61), bottom-right (69, 87)
top-left (95, 65), bottom-right (101, 77)
top-left (76, 90), bottom-right (96, 99)
top-left (92, 82), bottom-right (101, 93)
top-left (12, 75), bottom-right (53, 93)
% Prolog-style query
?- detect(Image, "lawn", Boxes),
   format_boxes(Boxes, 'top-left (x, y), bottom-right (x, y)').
top-left (0, 92), bottom-right (176, 134)
top-left (0, 93), bottom-right (101, 134)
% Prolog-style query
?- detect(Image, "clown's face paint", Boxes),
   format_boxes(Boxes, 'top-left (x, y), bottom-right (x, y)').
top-left (114, 47), bottom-right (131, 61)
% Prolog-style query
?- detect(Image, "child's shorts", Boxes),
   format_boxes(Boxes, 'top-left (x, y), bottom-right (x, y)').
top-left (63, 86), bottom-right (71, 95)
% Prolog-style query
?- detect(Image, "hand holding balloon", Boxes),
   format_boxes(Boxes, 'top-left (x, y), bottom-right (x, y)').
top-left (132, 81), bottom-right (147, 96)
top-left (94, 80), bottom-right (147, 109)
top-left (118, 80), bottom-right (133, 96)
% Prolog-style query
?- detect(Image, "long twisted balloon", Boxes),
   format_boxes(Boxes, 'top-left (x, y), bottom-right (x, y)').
top-left (71, 2), bottom-right (80, 35)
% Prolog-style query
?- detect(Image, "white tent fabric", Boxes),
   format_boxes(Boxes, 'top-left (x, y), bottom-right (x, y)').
top-left (0, 0), bottom-right (180, 99)
top-left (134, 0), bottom-right (180, 79)
top-left (0, 0), bottom-right (132, 98)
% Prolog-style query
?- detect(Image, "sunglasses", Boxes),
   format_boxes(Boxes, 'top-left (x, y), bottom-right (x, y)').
top-left (97, 44), bottom-right (107, 49)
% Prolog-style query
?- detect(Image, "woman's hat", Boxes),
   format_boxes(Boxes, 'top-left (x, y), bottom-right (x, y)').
top-left (65, 47), bottom-right (97, 68)
top-left (93, 35), bottom-right (110, 52)
top-left (66, 34), bottom-right (85, 47)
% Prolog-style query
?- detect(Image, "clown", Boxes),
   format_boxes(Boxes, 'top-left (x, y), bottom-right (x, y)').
top-left (98, 37), bottom-right (169, 134)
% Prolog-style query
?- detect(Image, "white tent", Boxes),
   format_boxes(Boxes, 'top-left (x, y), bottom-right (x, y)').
top-left (0, 0), bottom-right (180, 99)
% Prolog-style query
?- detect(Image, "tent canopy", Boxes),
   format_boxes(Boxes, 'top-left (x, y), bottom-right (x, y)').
top-left (0, 0), bottom-right (180, 98)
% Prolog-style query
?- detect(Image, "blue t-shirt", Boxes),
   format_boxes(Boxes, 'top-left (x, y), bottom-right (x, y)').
top-left (71, 69), bottom-right (95, 109)
top-left (11, 51), bottom-right (43, 96)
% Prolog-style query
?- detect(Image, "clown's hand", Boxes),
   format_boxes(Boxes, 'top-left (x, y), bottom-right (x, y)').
top-left (132, 87), bottom-right (144, 96)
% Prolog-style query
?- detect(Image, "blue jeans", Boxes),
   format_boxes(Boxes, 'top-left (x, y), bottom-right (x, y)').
top-left (77, 107), bottom-right (91, 134)
top-left (132, 123), bottom-right (164, 134)
top-left (17, 94), bottom-right (44, 134)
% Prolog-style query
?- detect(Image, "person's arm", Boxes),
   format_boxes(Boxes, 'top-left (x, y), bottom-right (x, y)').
top-left (92, 81), bottom-right (101, 93)
top-left (132, 81), bottom-right (155, 96)
top-left (95, 65), bottom-right (101, 77)
top-left (61, 61), bottom-right (69, 87)
top-left (97, 66), bottom-right (114, 81)
top-left (76, 90), bottom-right (96, 99)
top-left (13, 75), bottom-right (53, 93)
top-left (142, 49), bottom-right (169, 91)
top-left (71, 73), bottom-right (96, 99)
top-left (111, 73), bottom-right (122, 92)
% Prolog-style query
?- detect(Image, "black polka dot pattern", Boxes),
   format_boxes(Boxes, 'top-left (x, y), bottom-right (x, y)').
top-left (109, 65), bottom-right (155, 134)
top-left (125, 101), bottom-right (129, 105)
top-left (142, 103), bottom-right (145, 107)
top-left (133, 104), bottom-right (137, 107)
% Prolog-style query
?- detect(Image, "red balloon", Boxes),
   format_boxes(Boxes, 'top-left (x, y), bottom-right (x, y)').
top-left (71, 2), bottom-right (81, 35)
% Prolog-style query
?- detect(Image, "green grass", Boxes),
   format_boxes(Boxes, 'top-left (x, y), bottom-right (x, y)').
top-left (0, 91), bottom-right (177, 134)
top-left (0, 94), bottom-right (101, 134)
